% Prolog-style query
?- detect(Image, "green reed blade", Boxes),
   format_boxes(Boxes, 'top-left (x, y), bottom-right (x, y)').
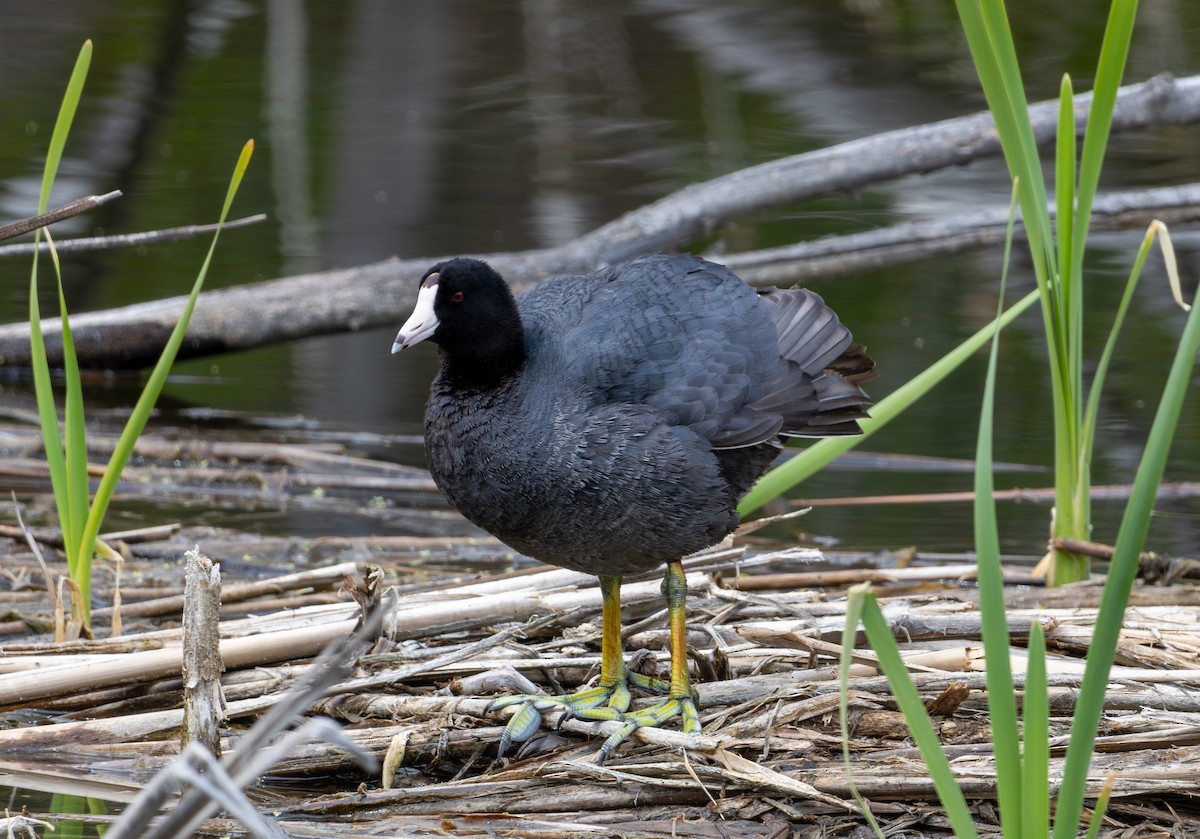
top-left (1072, 0), bottom-right (1138, 269)
top-left (1021, 621), bottom-right (1050, 838)
top-left (840, 585), bottom-right (886, 838)
top-left (75, 140), bottom-right (255, 613)
top-left (1053, 247), bottom-right (1200, 838)
top-left (28, 40), bottom-right (91, 577)
top-left (973, 181), bottom-right (1022, 837)
top-left (44, 232), bottom-right (90, 589)
top-left (860, 593), bottom-right (979, 838)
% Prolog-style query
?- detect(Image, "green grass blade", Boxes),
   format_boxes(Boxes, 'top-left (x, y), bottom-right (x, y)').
top-left (75, 140), bottom-right (255, 619)
top-left (1021, 621), bottom-right (1050, 838)
top-left (1071, 0), bottom-right (1138, 267)
top-left (1083, 776), bottom-right (1115, 839)
top-left (1053, 256), bottom-right (1200, 838)
top-left (28, 260), bottom-right (70, 569)
top-left (956, 0), bottom-right (1055, 285)
top-left (1056, 74), bottom-right (1078, 413)
top-left (1055, 74), bottom-right (1075, 292)
top-left (738, 288), bottom-right (1039, 515)
top-left (45, 231), bottom-right (90, 588)
top-left (1079, 222), bottom-right (1164, 498)
top-left (37, 41), bottom-right (91, 214)
top-left (840, 585), bottom-right (886, 838)
top-left (27, 40), bottom-right (92, 578)
top-left (860, 593), bottom-right (979, 838)
top-left (973, 182), bottom-right (1021, 837)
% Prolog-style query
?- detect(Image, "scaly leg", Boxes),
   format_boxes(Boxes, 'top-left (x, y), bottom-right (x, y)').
top-left (488, 574), bottom-right (668, 758)
top-left (593, 559), bottom-right (701, 763)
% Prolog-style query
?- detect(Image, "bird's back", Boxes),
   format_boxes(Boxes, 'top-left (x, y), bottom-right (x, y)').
top-left (520, 253), bottom-right (872, 450)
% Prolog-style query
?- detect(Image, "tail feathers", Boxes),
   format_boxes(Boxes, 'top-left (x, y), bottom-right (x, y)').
top-left (710, 286), bottom-right (877, 450)
top-left (757, 287), bottom-right (877, 439)
top-left (761, 287), bottom-right (850, 374)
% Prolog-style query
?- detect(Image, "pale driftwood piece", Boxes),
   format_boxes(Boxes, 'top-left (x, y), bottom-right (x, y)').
top-left (0, 600), bottom-right (358, 660)
top-left (5, 602), bottom-right (356, 659)
top-left (267, 814), bottom-right (757, 839)
top-left (804, 748), bottom-right (1200, 800)
top-left (97, 524), bottom-right (182, 545)
top-left (0, 619), bottom-right (357, 706)
top-left (1, 73), bottom-right (1198, 370)
top-left (84, 429), bottom-right (425, 476)
top-left (0, 426), bottom-right (346, 463)
top-left (444, 566), bottom-right (604, 597)
top-left (727, 562), bottom-right (983, 591)
top-left (0, 760), bottom-right (146, 802)
top-left (277, 776), bottom-right (713, 818)
top-left (218, 593), bottom-right (343, 616)
top-left (182, 548), bottom-right (225, 757)
top-left (1, 456), bottom-right (440, 503)
top-left (94, 561), bottom-right (359, 623)
top-left (0, 694), bottom-right (276, 751)
top-left (332, 623), bottom-right (536, 696)
top-left (0, 572), bottom-right (707, 702)
top-left (723, 182), bottom-right (1200, 284)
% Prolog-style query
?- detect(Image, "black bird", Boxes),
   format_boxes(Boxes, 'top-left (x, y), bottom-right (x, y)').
top-left (393, 253), bottom-right (874, 762)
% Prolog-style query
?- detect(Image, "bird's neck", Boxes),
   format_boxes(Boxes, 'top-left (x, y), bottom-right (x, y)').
top-left (438, 330), bottom-right (526, 390)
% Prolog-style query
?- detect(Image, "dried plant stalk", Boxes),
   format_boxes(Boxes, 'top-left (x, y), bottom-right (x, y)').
top-left (182, 547), bottom-right (225, 756)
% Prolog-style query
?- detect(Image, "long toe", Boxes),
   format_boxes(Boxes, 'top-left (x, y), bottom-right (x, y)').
top-left (627, 670), bottom-right (672, 694)
top-left (594, 695), bottom-right (703, 764)
top-left (497, 701), bottom-right (543, 759)
top-left (488, 678), bottom-right (637, 755)
top-left (561, 676), bottom-right (632, 721)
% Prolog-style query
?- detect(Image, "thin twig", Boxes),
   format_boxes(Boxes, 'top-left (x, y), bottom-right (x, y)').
top-left (0, 190), bottom-right (122, 242)
top-left (0, 213), bottom-right (268, 257)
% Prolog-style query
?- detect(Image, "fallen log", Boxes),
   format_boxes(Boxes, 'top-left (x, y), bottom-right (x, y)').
top-left (1, 73), bottom-right (1198, 370)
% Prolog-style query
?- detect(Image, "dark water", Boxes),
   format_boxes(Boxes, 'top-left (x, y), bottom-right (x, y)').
top-left (1, 0), bottom-right (1198, 560)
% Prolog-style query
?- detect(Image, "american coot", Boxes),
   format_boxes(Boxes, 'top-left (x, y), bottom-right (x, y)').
top-left (393, 253), bottom-right (874, 762)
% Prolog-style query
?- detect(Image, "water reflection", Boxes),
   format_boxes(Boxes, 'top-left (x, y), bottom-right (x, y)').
top-left (0, 0), bottom-right (1197, 555)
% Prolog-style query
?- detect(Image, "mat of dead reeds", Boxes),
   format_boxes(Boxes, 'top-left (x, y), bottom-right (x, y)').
top-left (2, 419), bottom-right (1200, 837)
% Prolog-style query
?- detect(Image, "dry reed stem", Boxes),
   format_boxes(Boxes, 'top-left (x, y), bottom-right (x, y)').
top-left (181, 547), bottom-right (225, 756)
top-left (1, 536), bottom-right (1199, 836)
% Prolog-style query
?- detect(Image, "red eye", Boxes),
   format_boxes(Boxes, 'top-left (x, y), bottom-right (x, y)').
top-left (451, 290), bottom-right (465, 303)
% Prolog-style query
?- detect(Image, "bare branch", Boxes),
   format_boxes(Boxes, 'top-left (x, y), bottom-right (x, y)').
top-left (724, 182), bottom-right (1200, 285)
top-left (0, 213), bottom-right (268, 257)
top-left (0, 190), bottom-right (122, 242)
top-left (2, 73), bottom-right (1199, 370)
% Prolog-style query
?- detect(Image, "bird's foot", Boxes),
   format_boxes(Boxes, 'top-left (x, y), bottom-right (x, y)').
top-left (487, 672), bottom-right (699, 762)
top-left (487, 677), bottom-right (635, 757)
top-left (595, 691), bottom-right (701, 765)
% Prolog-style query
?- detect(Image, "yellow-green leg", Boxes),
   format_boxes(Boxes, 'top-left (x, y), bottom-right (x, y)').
top-left (594, 559), bottom-right (701, 763)
top-left (488, 575), bottom-right (654, 757)
top-left (487, 564), bottom-right (700, 763)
